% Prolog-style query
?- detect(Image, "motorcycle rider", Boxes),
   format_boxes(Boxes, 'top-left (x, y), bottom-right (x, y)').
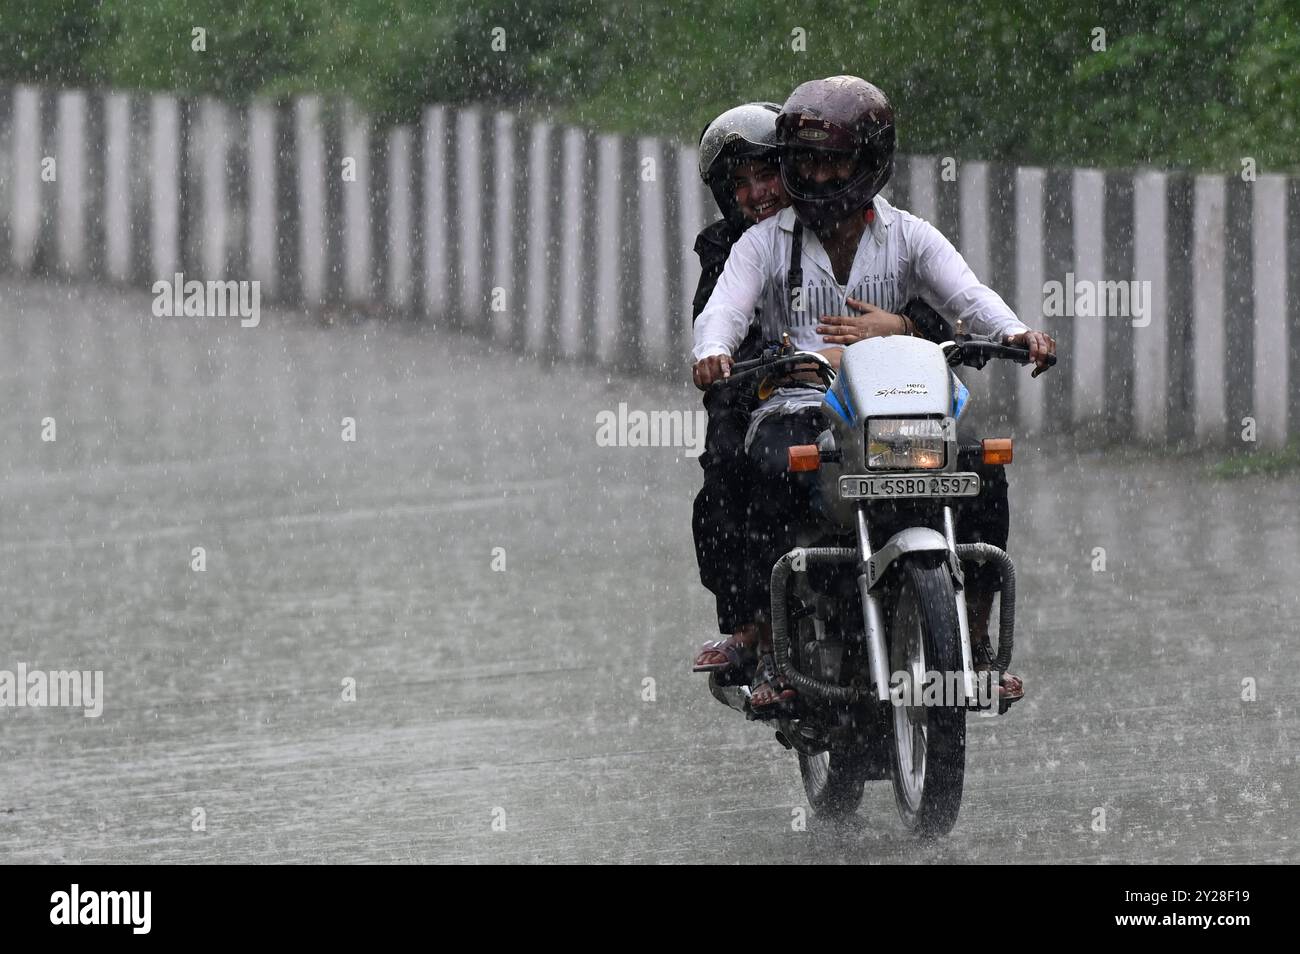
top-left (693, 76), bottom-right (1055, 710)
top-left (689, 103), bottom-right (790, 681)
top-left (690, 101), bottom-right (948, 683)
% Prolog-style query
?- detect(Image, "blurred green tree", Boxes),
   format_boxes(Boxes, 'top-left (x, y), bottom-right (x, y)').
top-left (0, 0), bottom-right (1294, 172)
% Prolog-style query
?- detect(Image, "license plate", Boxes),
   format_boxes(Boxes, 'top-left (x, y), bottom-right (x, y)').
top-left (839, 473), bottom-right (982, 499)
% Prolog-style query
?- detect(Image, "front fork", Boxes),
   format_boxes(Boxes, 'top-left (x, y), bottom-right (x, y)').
top-left (942, 505), bottom-right (979, 706)
top-left (854, 504), bottom-right (978, 706)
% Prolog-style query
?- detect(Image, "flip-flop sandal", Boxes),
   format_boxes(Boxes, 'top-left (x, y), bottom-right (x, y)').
top-left (692, 635), bottom-right (758, 675)
top-left (998, 671), bottom-right (1024, 710)
top-left (749, 653), bottom-right (797, 711)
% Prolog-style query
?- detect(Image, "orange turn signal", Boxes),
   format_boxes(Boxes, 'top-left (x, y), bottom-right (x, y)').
top-left (788, 444), bottom-right (821, 472)
top-left (981, 438), bottom-right (1013, 465)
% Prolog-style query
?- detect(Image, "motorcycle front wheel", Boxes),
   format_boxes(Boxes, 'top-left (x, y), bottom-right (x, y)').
top-left (887, 553), bottom-right (967, 837)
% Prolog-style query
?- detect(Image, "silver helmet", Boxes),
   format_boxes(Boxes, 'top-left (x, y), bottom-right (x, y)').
top-left (698, 102), bottom-right (781, 227)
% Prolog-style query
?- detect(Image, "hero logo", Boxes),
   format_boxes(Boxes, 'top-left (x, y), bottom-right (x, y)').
top-left (798, 128), bottom-right (830, 141)
top-left (875, 383), bottom-right (929, 396)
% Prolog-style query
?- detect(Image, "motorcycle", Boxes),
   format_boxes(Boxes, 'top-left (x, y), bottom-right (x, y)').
top-left (704, 330), bottom-right (1056, 836)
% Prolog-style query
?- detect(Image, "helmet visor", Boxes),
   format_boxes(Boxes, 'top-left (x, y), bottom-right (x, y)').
top-left (780, 147), bottom-right (874, 203)
top-left (698, 103), bottom-right (782, 183)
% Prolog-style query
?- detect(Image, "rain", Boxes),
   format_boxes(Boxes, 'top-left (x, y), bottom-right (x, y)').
top-left (0, 2), bottom-right (1296, 873)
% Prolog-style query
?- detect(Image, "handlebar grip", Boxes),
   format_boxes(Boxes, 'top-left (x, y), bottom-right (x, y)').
top-left (947, 339), bottom-right (1060, 371)
top-left (998, 343), bottom-right (1057, 366)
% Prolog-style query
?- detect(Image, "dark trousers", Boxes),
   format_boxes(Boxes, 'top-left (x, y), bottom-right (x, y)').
top-left (691, 384), bottom-right (756, 633)
top-left (953, 447), bottom-right (1010, 593)
top-left (745, 408), bottom-right (827, 624)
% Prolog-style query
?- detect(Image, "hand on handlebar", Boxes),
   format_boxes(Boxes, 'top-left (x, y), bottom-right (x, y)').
top-left (1003, 330), bottom-right (1057, 377)
top-left (699, 348), bottom-right (837, 390)
top-left (692, 353), bottom-right (733, 390)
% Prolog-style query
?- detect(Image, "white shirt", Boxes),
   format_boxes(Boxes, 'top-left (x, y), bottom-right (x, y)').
top-left (692, 196), bottom-right (1028, 361)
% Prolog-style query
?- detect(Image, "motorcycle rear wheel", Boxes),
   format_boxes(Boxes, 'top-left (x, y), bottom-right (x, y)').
top-left (792, 612), bottom-right (868, 818)
top-left (798, 747), bottom-right (868, 818)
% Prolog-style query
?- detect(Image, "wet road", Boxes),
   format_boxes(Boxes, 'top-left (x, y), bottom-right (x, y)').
top-left (1, 278), bottom-right (1297, 863)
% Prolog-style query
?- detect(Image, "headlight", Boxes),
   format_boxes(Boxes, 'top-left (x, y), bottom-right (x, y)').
top-left (867, 418), bottom-right (946, 470)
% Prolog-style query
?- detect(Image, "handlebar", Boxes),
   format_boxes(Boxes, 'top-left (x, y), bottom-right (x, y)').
top-left (705, 334), bottom-right (1057, 392)
top-left (709, 350), bottom-right (836, 391)
top-left (943, 335), bottom-right (1059, 372)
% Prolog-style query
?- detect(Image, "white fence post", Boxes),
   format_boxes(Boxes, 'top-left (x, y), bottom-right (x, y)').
top-left (55, 89), bottom-right (87, 275)
top-left (296, 96), bottom-right (326, 305)
top-left (342, 102), bottom-right (371, 302)
top-left (149, 94), bottom-right (181, 281)
top-left (247, 100), bottom-right (278, 296)
top-left (524, 120), bottom-right (552, 354)
top-left (1071, 168), bottom-right (1106, 424)
top-left (1192, 175), bottom-right (1227, 441)
top-left (11, 86), bottom-right (42, 272)
top-left (103, 92), bottom-right (133, 282)
top-left (491, 112), bottom-right (518, 342)
top-left (1014, 167), bottom-right (1046, 433)
top-left (198, 97), bottom-right (229, 279)
top-left (909, 155), bottom-right (938, 223)
top-left (1132, 171), bottom-right (1168, 442)
top-left (1252, 175), bottom-right (1289, 446)
top-left (638, 136), bottom-right (668, 370)
top-left (592, 134), bottom-right (621, 366)
top-left (455, 107), bottom-right (483, 322)
top-left (557, 126), bottom-right (585, 358)
top-left (422, 105), bottom-right (448, 320)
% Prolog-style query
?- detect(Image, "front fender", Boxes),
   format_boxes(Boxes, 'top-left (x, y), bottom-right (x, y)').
top-left (864, 527), bottom-right (955, 590)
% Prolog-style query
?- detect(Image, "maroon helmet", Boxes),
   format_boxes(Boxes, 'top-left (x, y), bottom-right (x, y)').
top-left (775, 76), bottom-right (896, 233)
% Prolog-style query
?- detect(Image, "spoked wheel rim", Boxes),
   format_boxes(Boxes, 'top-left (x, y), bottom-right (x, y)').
top-left (891, 585), bottom-right (928, 814)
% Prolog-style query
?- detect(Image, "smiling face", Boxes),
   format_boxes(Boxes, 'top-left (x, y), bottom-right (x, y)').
top-left (731, 159), bottom-right (788, 224)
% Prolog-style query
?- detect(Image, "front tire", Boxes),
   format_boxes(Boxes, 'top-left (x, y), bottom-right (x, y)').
top-left (887, 554), bottom-right (966, 837)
